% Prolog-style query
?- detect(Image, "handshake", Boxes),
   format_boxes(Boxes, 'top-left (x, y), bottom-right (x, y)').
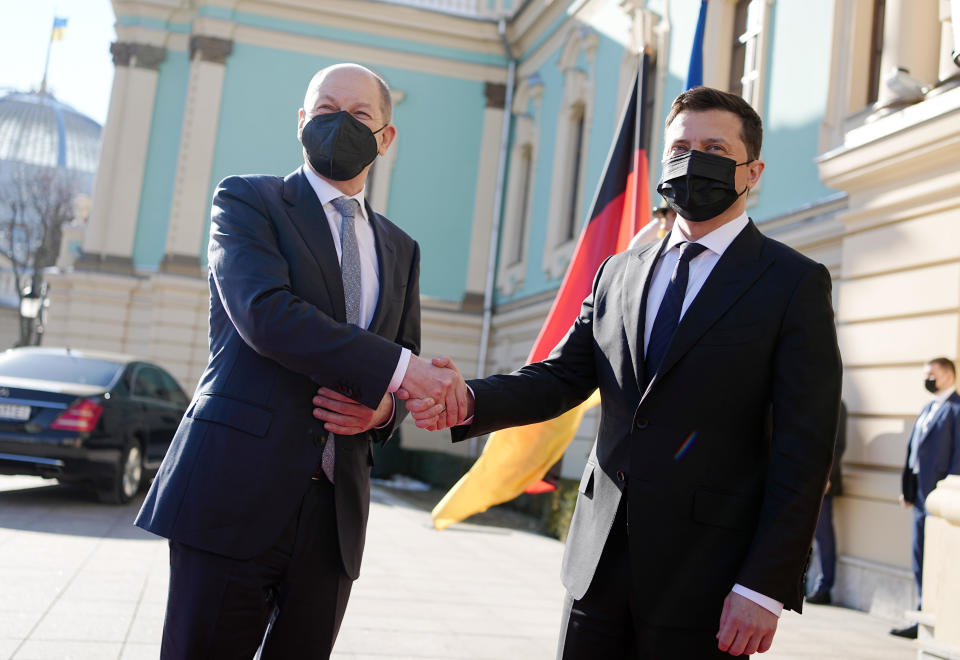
top-left (395, 355), bottom-right (473, 431)
top-left (311, 355), bottom-right (473, 435)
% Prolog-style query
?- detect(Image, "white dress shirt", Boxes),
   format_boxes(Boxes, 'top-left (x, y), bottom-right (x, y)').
top-left (303, 167), bottom-right (410, 402)
top-left (643, 212), bottom-right (783, 616)
top-left (643, 213), bottom-right (749, 352)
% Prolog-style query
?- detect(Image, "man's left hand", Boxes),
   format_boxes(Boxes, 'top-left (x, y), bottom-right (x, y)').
top-left (716, 591), bottom-right (778, 656)
top-left (312, 388), bottom-right (392, 435)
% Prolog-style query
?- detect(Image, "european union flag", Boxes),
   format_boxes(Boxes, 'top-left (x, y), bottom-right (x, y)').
top-left (685, 1), bottom-right (708, 89)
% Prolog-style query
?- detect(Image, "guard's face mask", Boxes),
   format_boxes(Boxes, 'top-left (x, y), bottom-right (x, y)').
top-left (656, 150), bottom-right (752, 222)
top-left (925, 377), bottom-right (939, 394)
top-left (301, 111), bottom-right (386, 181)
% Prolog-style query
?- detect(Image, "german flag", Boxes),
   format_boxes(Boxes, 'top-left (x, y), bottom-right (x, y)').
top-left (432, 55), bottom-right (654, 529)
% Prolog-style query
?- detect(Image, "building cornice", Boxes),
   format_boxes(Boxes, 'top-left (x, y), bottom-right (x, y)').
top-left (818, 87), bottom-right (960, 194)
top-left (113, 0), bottom-right (507, 61)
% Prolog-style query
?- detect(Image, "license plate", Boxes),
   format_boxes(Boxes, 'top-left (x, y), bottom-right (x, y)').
top-left (0, 404), bottom-right (30, 421)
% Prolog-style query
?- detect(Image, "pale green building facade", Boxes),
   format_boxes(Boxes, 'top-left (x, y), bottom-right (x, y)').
top-left (46, 0), bottom-right (960, 630)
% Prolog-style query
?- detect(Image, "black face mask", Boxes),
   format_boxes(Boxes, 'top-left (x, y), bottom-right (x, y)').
top-left (925, 377), bottom-right (939, 394)
top-left (301, 111), bottom-right (385, 181)
top-left (656, 150), bottom-right (752, 222)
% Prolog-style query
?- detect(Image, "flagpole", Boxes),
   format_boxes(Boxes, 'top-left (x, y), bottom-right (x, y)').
top-left (40, 23), bottom-right (55, 94)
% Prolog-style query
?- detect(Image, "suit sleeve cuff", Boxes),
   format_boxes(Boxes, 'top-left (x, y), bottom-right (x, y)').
top-left (455, 384), bottom-right (476, 426)
top-left (374, 393), bottom-right (396, 430)
top-left (387, 348), bottom-right (411, 394)
top-left (732, 584), bottom-right (783, 617)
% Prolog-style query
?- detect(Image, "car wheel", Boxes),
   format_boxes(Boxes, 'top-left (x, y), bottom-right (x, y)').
top-left (97, 441), bottom-right (143, 504)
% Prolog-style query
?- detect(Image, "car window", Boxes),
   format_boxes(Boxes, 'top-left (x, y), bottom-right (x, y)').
top-left (0, 352), bottom-right (123, 387)
top-left (158, 369), bottom-right (189, 407)
top-left (112, 368), bottom-right (131, 397)
top-left (132, 366), bottom-right (169, 402)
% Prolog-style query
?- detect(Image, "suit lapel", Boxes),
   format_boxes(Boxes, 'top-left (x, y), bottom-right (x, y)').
top-left (918, 393), bottom-right (957, 445)
top-left (910, 402), bottom-right (934, 446)
top-left (621, 237), bottom-right (668, 391)
top-left (366, 200), bottom-right (399, 335)
top-left (282, 167), bottom-right (346, 322)
top-left (641, 221), bottom-right (774, 400)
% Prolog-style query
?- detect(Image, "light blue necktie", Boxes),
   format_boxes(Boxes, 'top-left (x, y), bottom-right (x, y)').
top-left (321, 196), bottom-right (363, 483)
top-left (908, 401), bottom-right (937, 474)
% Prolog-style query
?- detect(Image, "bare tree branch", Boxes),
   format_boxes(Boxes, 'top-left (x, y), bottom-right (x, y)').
top-left (0, 164), bottom-right (79, 346)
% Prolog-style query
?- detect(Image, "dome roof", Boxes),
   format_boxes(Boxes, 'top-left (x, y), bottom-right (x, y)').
top-left (0, 91), bottom-right (101, 174)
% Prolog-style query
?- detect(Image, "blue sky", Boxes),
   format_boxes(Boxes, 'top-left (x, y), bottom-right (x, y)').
top-left (0, 0), bottom-right (116, 125)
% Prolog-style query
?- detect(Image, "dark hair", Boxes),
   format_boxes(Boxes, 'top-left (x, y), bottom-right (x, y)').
top-left (927, 357), bottom-right (956, 376)
top-left (665, 86), bottom-right (763, 161)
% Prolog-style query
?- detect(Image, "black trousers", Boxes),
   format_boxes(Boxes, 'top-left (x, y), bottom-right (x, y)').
top-left (161, 477), bottom-right (353, 659)
top-left (557, 498), bottom-right (735, 660)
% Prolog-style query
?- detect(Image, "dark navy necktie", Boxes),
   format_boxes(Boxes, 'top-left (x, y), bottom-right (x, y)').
top-left (645, 242), bottom-right (708, 377)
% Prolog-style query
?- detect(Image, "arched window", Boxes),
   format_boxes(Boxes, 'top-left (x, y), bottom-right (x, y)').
top-left (497, 75), bottom-right (543, 296)
top-left (543, 27), bottom-right (597, 281)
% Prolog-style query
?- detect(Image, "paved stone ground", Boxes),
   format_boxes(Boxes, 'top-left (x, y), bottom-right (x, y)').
top-left (0, 475), bottom-right (917, 659)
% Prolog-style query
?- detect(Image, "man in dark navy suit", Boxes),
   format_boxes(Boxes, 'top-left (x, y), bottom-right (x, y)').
top-left (407, 87), bottom-right (842, 658)
top-left (135, 63), bottom-right (465, 659)
top-left (891, 357), bottom-right (960, 639)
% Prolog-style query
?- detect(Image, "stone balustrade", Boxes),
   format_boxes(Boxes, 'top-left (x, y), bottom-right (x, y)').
top-left (918, 475), bottom-right (960, 659)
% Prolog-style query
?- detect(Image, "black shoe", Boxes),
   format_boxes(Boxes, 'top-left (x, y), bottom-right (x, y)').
top-left (805, 589), bottom-right (831, 605)
top-left (890, 623), bottom-right (918, 639)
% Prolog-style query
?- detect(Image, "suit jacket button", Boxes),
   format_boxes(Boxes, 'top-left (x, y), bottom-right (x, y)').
top-left (616, 470), bottom-right (626, 482)
top-left (634, 417), bottom-right (648, 430)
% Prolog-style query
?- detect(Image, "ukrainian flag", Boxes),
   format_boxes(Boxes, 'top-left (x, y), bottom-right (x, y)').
top-left (51, 17), bottom-right (68, 42)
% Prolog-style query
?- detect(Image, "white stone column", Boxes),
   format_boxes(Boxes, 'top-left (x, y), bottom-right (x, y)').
top-left (161, 36), bottom-right (233, 276)
top-left (80, 42), bottom-right (166, 272)
top-left (463, 81), bottom-right (506, 312)
top-left (875, 0), bottom-right (941, 108)
top-left (919, 475), bottom-right (960, 656)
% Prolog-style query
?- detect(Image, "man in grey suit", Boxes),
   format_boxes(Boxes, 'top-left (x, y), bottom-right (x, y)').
top-left (891, 357), bottom-right (960, 638)
top-left (404, 87), bottom-right (842, 658)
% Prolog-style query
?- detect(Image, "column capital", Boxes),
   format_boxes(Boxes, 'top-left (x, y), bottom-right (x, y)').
top-left (110, 42), bottom-right (133, 67)
top-left (190, 36), bottom-right (234, 64)
top-left (484, 82), bottom-right (507, 109)
top-left (110, 42), bottom-right (167, 70)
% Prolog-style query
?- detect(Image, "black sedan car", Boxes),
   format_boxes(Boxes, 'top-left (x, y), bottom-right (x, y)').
top-left (0, 347), bottom-right (188, 503)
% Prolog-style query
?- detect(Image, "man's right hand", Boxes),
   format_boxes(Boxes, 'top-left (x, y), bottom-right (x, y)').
top-left (397, 355), bottom-right (467, 430)
top-left (403, 357), bottom-right (473, 430)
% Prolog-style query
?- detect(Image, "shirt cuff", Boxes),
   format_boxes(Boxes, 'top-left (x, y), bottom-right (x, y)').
top-left (732, 584), bottom-right (783, 617)
top-left (387, 348), bottom-right (411, 394)
top-left (374, 393), bottom-right (395, 429)
top-left (455, 384), bottom-right (476, 426)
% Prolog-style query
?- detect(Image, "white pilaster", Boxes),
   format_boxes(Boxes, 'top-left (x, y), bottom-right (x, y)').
top-left (82, 43), bottom-right (166, 271)
top-left (162, 36), bottom-right (233, 274)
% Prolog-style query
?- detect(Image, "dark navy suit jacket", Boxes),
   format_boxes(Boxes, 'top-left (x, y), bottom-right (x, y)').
top-left (902, 391), bottom-right (960, 506)
top-left (453, 221), bottom-right (842, 626)
top-left (135, 167), bottom-right (420, 579)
